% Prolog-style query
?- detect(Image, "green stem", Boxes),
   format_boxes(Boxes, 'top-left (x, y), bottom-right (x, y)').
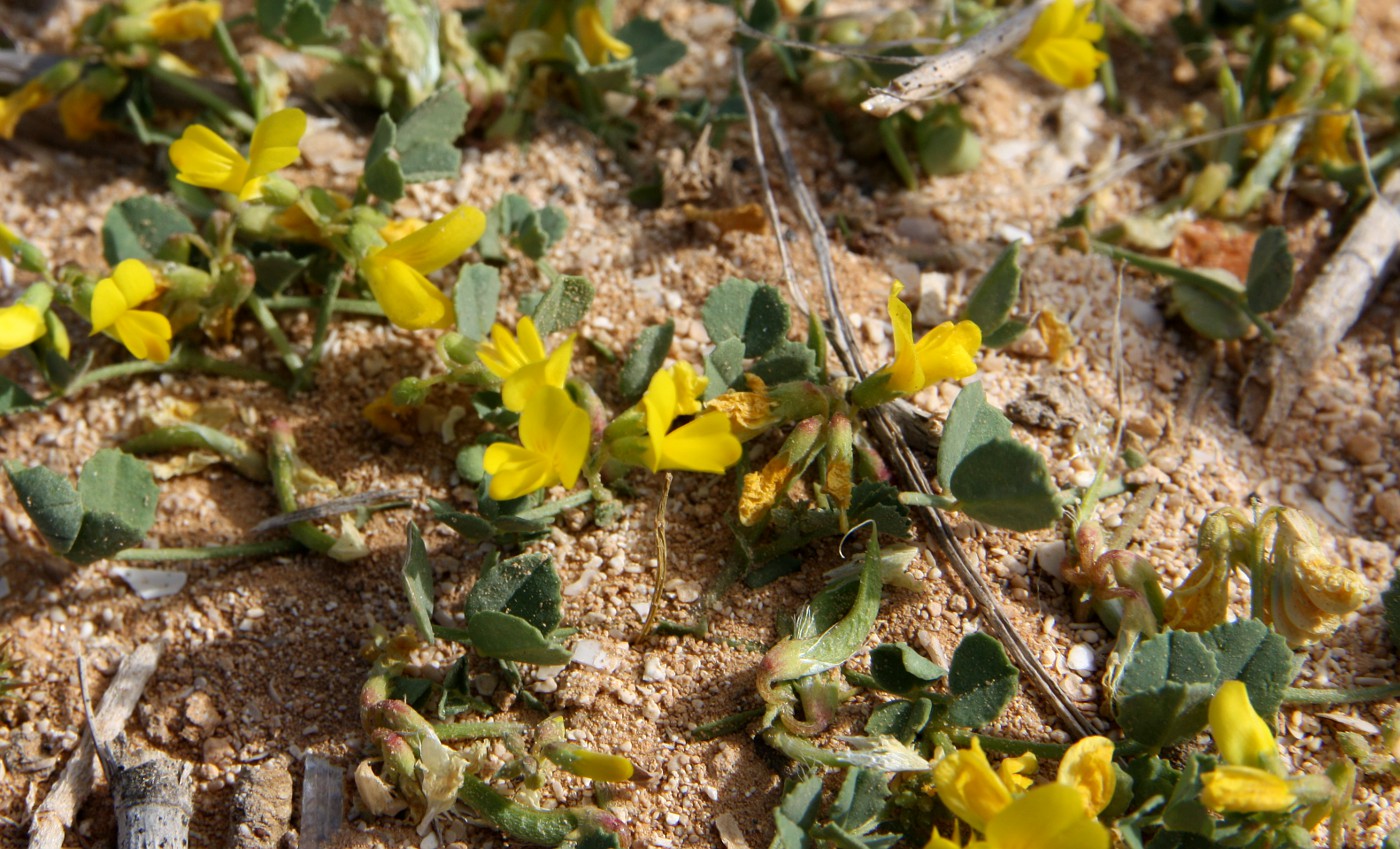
top-left (267, 423), bottom-right (337, 554)
top-left (949, 731), bottom-right (1071, 760)
top-left (456, 773), bottom-right (578, 846)
top-left (513, 489), bottom-right (595, 523)
top-left (434, 721), bottom-right (529, 740)
top-left (263, 296), bottom-right (385, 316)
top-left (114, 539), bottom-right (301, 561)
top-left (1282, 683), bottom-right (1400, 706)
top-left (144, 64), bottom-right (256, 134)
top-left (289, 266), bottom-right (346, 395)
top-left (212, 21), bottom-right (257, 116)
top-left (246, 294), bottom-right (304, 375)
top-left (63, 348), bottom-right (285, 395)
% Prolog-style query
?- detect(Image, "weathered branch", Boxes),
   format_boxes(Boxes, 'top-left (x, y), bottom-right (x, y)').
top-left (110, 747), bottom-right (195, 849)
top-left (1238, 170), bottom-right (1400, 441)
top-left (860, 0), bottom-right (1055, 118)
top-left (299, 754), bottom-right (345, 849)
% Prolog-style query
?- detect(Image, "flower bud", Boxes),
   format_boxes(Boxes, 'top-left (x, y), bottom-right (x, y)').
top-left (738, 416), bottom-right (825, 526)
top-left (258, 175), bottom-right (301, 207)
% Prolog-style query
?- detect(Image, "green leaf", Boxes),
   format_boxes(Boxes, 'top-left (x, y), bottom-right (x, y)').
top-left (256, 0), bottom-right (289, 31)
top-left (752, 339), bottom-right (817, 385)
top-left (454, 264), bottom-right (502, 342)
top-left (615, 18), bottom-right (687, 76)
top-left (830, 768), bottom-right (890, 834)
top-left (980, 319), bottom-right (1029, 349)
top-left (401, 522), bottom-right (435, 643)
top-left (946, 632), bottom-right (1018, 728)
top-left (394, 88), bottom-right (468, 183)
top-left (869, 643), bottom-right (945, 695)
top-left (1115, 629), bottom-right (1220, 749)
top-left (281, 0), bottom-right (341, 44)
top-left (1204, 618), bottom-right (1294, 720)
top-left (949, 439), bottom-right (1061, 531)
top-left (0, 377), bottom-right (41, 416)
top-left (477, 194), bottom-right (534, 262)
top-left (363, 115), bottom-right (405, 202)
top-left (467, 611), bottom-right (572, 666)
top-left (702, 337), bottom-right (746, 399)
top-left (530, 275), bottom-right (595, 336)
top-left (4, 461), bottom-right (83, 555)
top-left (915, 107), bottom-right (981, 176)
top-left (516, 207), bottom-right (569, 259)
top-left (465, 552), bottom-right (563, 636)
top-left (772, 775), bottom-right (823, 849)
top-left (69, 449), bottom-right (158, 560)
top-left (252, 251), bottom-right (312, 295)
top-left (937, 382), bottom-right (1011, 491)
top-left (1170, 281), bottom-right (1248, 344)
top-left (847, 482), bottom-right (912, 537)
top-left (1245, 226), bottom-right (1293, 314)
top-left (1384, 570), bottom-right (1400, 654)
top-left (1124, 754), bottom-right (1180, 811)
top-left (963, 242), bottom-right (1021, 335)
top-left (429, 501), bottom-right (494, 542)
top-left (863, 698), bottom-right (933, 744)
top-left (1161, 753), bottom-right (1217, 836)
top-left (439, 656), bottom-right (493, 716)
top-left (765, 541), bottom-right (886, 682)
top-left (102, 196), bottom-right (195, 265)
top-left (701, 278), bottom-right (790, 357)
top-left (620, 320), bottom-right (674, 401)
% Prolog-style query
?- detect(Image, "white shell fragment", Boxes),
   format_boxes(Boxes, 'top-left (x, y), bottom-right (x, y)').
top-left (111, 566), bottom-right (188, 599)
top-left (1066, 643), bottom-right (1097, 674)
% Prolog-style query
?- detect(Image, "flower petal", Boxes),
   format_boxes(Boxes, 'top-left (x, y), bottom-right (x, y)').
top-left (483, 443), bottom-right (555, 500)
top-left (1200, 765), bottom-right (1296, 813)
top-left (516, 315), bottom-right (548, 363)
top-left (112, 258), bottom-right (156, 307)
top-left (914, 320), bottom-right (981, 383)
top-left (115, 310), bottom-right (173, 363)
top-left (0, 304), bottom-right (46, 352)
top-left (933, 738), bottom-right (1009, 833)
top-left (654, 411), bottom-right (741, 473)
top-left (477, 322), bottom-right (527, 378)
top-left (89, 279), bottom-right (127, 334)
top-left (170, 124), bottom-right (248, 194)
top-left (247, 107), bottom-right (307, 179)
top-left (884, 281), bottom-right (922, 394)
top-left (1017, 0), bottom-right (1074, 57)
top-left (376, 206), bottom-right (486, 275)
top-left (363, 256), bottom-right (454, 330)
top-left (642, 368), bottom-right (679, 470)
top-left (984, 783), bottom-right (1108, 849)
top-left (519, 386), bottom-right (589, 488)
top-left (1057, 735), bottom-right (1116, 815)
top-left (1210, 681), bottom-right (1277, 768)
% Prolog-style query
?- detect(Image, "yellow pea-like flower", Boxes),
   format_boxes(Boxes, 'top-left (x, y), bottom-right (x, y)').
top-left (58, 84), bottom-right (113, 142)
top-left (0, 222), bottom-right (22, 260)
top-left (932, 737), bottom-right (1011, 833)
top-left (997, 750), bottom-right (1038, 794)
top-left (574, 4), bottom-right (633, 65)
top-left (0, 303), bottom-right (46, 357)
top-left (641, 365), bottom-right (741, 474)
top-left (169, 107), bottom-right (307, 201)
top-left (1209, 681), bottom-right (1279, 769)
top-left (1056, 735), bottom-right (1116, 816)
top-left (880, 281), bottom-right (981, 396)
top-left (979, 782), bottom-right (1109, 849)
top-left (89, 259), bottom-right (173, 363)
top-left (1200, 765), bottom-right (1297, 813)
top-left (147, 0), bottom-right (223, 42)
top-left (482, 386), bottom-right (590, 501)
top-left (476, 316), bottom-right (575, 411)
top-left (1014, 0), bottom-right (1108, 90)
top-left (0, 80), bottom-right (52, 141)
top-left (361, 206), bottom-right (486, 331)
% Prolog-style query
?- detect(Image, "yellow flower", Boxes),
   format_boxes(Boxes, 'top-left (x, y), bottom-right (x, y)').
top-left (361, 206), bottom-right (486, 331)
top-left (641, 365), bottom-right (742, 474)
top-left (169, 107), bottom-right (307, 201)
top-left (0, 304), bottom-right (46, 357)
top-left (0, 80), bottom-right (52, 141)
top-left (1014, 0), bottom-right (1108, 89)
top-left (0, 222), bottom-right (21, 260)
top-left (998, 751), bottom-right (1038, 794)
top-left (1200, 765), bottom-right (1297, 813)
top-left (89, 259), bottom-right (173, 363)
top-left (978, 783), bottom-right (1109, 849)
top-left (379, 218), bottom-right (427, 243)
top-left (1209, 681), bottom-right (1278, 770)
top-left (1056, 736), bottom-right (1115, 817)
top-left (476, 316), bottom-right (575, 411)
top-left (58, 84), bottom-right (114, 142)
top-left (574, 4), bottom-right (632, 65)
top-left (482, 386), bottom-right (590, 500)
top-left (880, 282), bottom-right (981, 396)
top-left (669, 361), bottom-right (707, 415)
top-left (932, 738), bottom-right (1011, 833)
top-left (147, 0), bottom-right (222, 42)
top-left (544, 742), bottom-right (639, 782)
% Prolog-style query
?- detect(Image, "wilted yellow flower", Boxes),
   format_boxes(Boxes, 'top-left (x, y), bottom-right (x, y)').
top-left (379, 218), bottom-right (427, 243)
top-left (0, 304), bottom-right (46, 357)
top-left (147, 0), bottom-right (222, 42)
top-left (0, 80), bottom-right (52, 141)
top-left (574, 4), bottom-right (632, 65)
top-left (169, 107), bottom-right (307, 200)
top-left (978, 782), bottom-right (1109, 849)
top-left (476, 315), bottom-right (575, 411)
top-left (1200, 765), bottom-right (1297, 813)
top-left (708, 376), bottom-right (778, 441)
top-left (58, 84), bottom-right (114, 142)
top-left (1057, 736), bottom-right (1115, 816)
top-left (361, 206), bottom-right (486, 331)
top-left (738, 416), bottom-right (822, 526)
top-left (1014, 0), bottom-right (1107, 89)
top-left (1209, 681), bottom-right (1278, 769)
top-left (879, 281), bottom-right (981, 396)
top-left (1259, 508), bottom-right (1370, 647)
top-left (89, 259), bottom-right (173, 363)
top-left (543, 741), bottom-right (640, 782)
top-left (1164, 511), bottom-right (1249, 632)
top-left (932, 738), bottom-right (1011, 833)
top-left (1307, 108), bottom-right (1354, 167)
top-left (641, 365), bottom-right (742, 474)
top-left (482, 386), bottom-right (590, 500)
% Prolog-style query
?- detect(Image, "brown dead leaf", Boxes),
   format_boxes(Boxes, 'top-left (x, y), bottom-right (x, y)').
top-left (1170, 219), bottom-right (1256, 282)
top-left (682, 202), bottom-right (768, 235)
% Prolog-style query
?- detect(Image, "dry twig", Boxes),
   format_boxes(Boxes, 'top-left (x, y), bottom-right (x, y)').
top-left (758, 93), bottom-right (1095, 739)
top-left (299, 753), bottom-right (344, 849)
top-left (1238, 170), bottom-right (1400, 441)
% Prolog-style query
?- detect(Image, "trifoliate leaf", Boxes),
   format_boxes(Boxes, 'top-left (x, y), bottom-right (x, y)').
top-left (937, 381), bottom-right (1012, 491)
top-left (1115, 629), bottom-right (1220, 749)
top-left (946, 632), bottom-right (1018, 728)
top-left (102, 196), bottom-right (195, 265)
top-left (615, 18), bottom-right (686, 76)
top-left (869, 642), bottom-right (946, 695)
top-left (949, 439), bottom-right (1062, 532)
top-left (1204, 618), bottom-right (1294, 721)
top-left (701, 277), bottom-right (790, 357)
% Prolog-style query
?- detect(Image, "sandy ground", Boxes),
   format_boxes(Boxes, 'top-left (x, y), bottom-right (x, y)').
top-left (2, 0), bottom-right (1399, 847)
